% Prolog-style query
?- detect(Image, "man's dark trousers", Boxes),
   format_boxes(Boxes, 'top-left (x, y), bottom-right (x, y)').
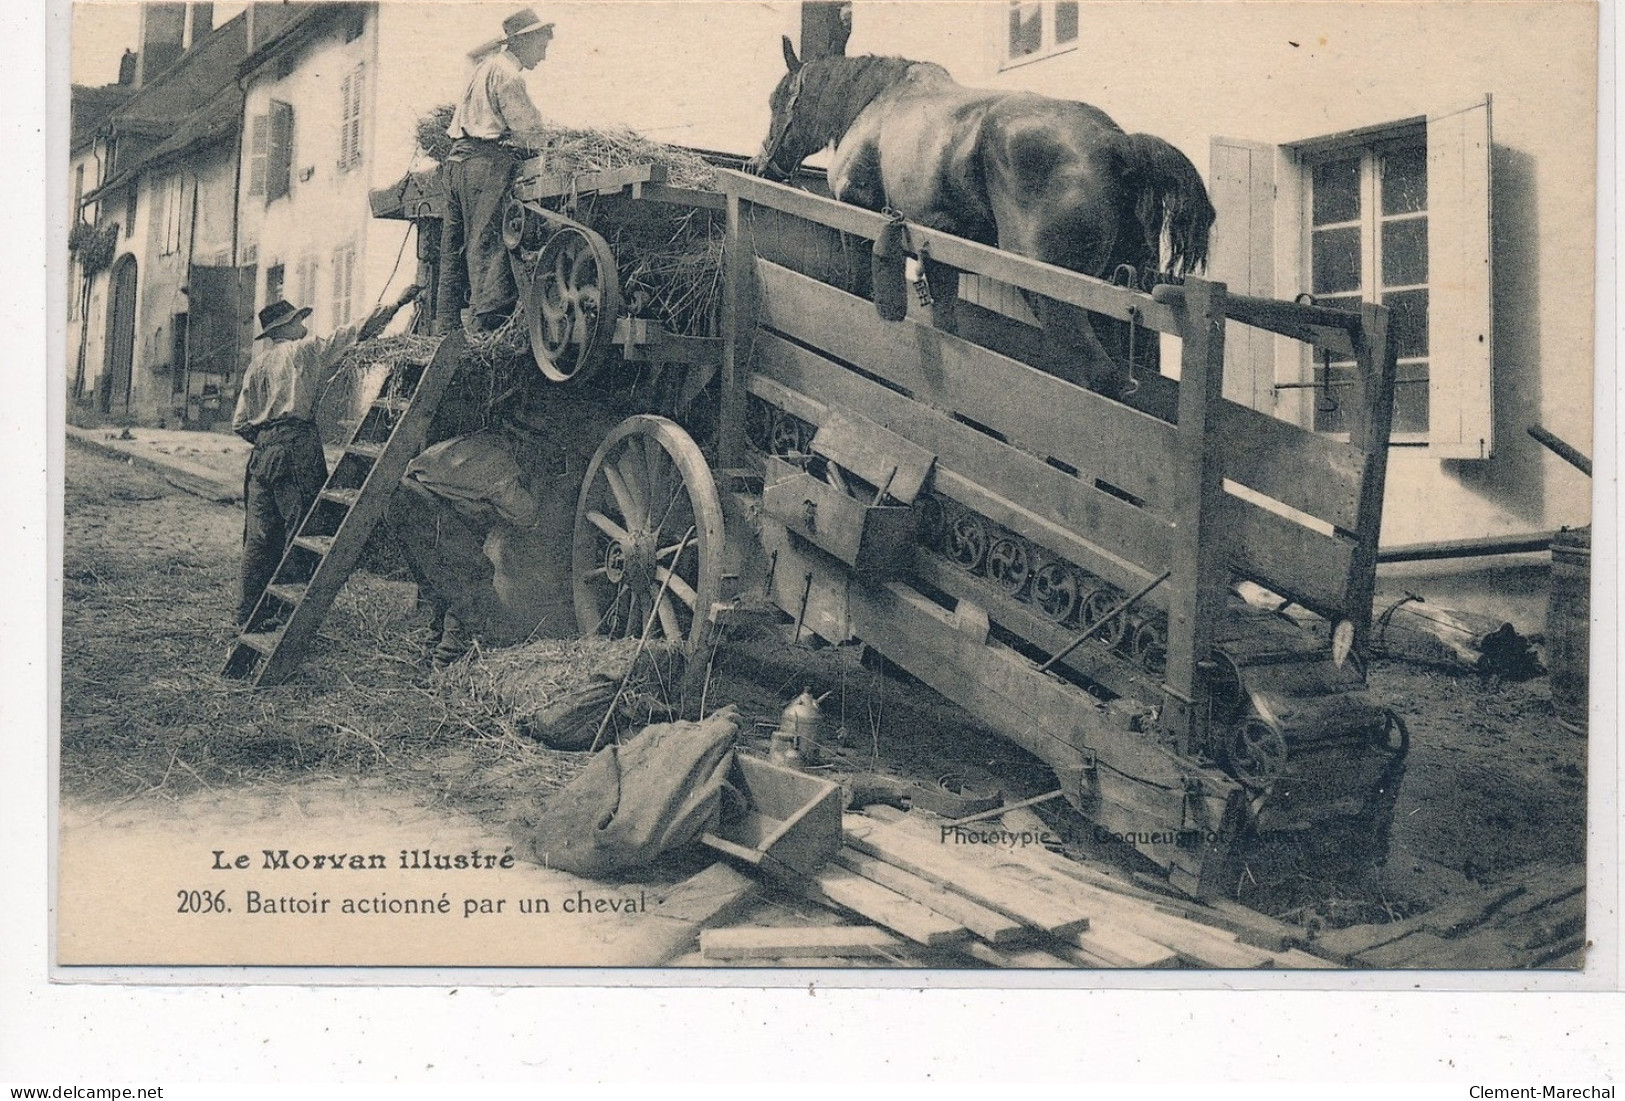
top-left (238, 418), bottom-right (328, 625)
top-left (437, 139), bottom-right (519, 332)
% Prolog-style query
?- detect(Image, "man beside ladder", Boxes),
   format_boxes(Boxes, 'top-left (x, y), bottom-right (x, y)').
top-left (232, 288), bottom-right (420, 627)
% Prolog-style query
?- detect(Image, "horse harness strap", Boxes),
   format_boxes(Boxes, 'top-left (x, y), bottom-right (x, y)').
top-left (762, 65), bottom-right (809, 170)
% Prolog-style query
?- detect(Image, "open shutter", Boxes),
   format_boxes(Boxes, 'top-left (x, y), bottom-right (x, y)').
top-left (267, 99), bottom-right (294, 202)
top-left (347, 65), bottom-right (365, 169)
top-left (1208, 137), bottom-right (1277, 412)
top-left (338, 68), bottom-right (364, 170)
top-left (247, 113), bottom-right (269, 196)
top-left (1426, 96), bottom-right (1493, 458)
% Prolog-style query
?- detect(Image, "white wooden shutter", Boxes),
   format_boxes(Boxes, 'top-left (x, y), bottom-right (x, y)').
top-left (339, 66), bottom-right (364, 170)
top-left (248, 113), bottom-right (269, 196)
top-left (267, 100), bottom-right (294, 202)
top-left (1426, 96), bottom-right (1494, 458)
top-left (1208, 137), bottom-right (1277, 413)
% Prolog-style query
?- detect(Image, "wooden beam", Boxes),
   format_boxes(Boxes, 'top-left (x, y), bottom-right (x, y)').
top-left (796, 865), bottom-right (970, 948)
top-left (511, 162), bottom-right (665, 203)
top-left (639, 862), bottom-right (759, 965)
top-left (1377, 531), bottom-right (1559, 563)
top-left (752, 332), bottom-right (1175, 599)
top-left (1341, 301), bottom-right (1399, 649)
top-left (1161, 278), bottom-right (1232, 758)
top-left (756, 259), bottom-right (1180, 511)
top-left (1225, 495), bottom-right (1359, 618)
top-left (699, 925), bottom-right (903, 960)
top-left (843, 814), bottom-right (1092, 938)
top-left (725, 174), bottom-right (1183, 335)
top-left (719, 191), bottom-right (754, 468)
top-left (833, 848), bottom-right (1028, 945)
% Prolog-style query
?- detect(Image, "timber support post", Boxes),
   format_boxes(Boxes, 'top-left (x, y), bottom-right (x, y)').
top-left (1161, 277), bottom-right (1231, 759)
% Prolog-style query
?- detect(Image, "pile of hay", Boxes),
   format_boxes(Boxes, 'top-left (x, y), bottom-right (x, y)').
top-left (438, 637), bottom-right (686, 750)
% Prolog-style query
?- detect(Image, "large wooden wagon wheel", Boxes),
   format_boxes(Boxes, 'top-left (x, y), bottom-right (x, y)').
top-left (573, 415), bottom-right (725, 651)
top-left (525, 222), bottom-right (622, 385)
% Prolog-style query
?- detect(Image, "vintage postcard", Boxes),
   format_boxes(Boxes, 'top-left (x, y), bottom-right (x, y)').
top-left (55, 0), bottom-right (1607, 979)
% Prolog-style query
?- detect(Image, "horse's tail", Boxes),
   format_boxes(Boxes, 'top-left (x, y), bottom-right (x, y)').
top-left (1116, 132), bottom-right (1216, 277)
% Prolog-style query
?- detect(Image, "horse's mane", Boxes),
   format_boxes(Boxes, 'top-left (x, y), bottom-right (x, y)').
top-left (793, 55), bottom-right (939, 148)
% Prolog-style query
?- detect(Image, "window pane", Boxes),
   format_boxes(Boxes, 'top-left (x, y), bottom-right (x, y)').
top-left (1312, 157), bottom-right (1361, 225)
top-left (1009, 2), bottom-right (1041, 57)
top-left (1393, 362), bottom-right (1430, 434)
top-left (1055, 2), bottom-right (1079, 43)
top-left (1381, 146), bottom-right (1427, 216)
top-left (1312, 227), bottom-right (1362, 294)
top-left (1385, 288), bottom-right (1429, 359)
top-left (1382, 217), bottom-right (1428, 287)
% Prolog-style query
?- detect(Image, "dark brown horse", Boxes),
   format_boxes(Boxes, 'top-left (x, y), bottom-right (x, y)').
top-left (748, 38), bottom-right (1214, 397)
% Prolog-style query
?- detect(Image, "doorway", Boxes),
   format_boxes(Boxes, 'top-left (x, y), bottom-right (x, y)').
top-left (101, 254), bottom-right (137, 416)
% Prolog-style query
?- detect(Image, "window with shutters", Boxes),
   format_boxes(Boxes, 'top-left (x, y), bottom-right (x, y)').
top-left (267, 99), bottom-right (294, 202)
top-left (247, 112), bottom-right (268, 196)
top-left (265, 263), bottom-right (285, 306)
top-left (160, 172), bottom-right (185, 256)
top-left (1209, 98), bottom-right (1494, 457)
top-left (1002, 1), bottom-right (1078, 67)
top-left (338, 64), bottom-right (365, 172)
top-left (294, 256), bottom-right (317, 314)
top-left (332, 244), bottom-right (356, 327)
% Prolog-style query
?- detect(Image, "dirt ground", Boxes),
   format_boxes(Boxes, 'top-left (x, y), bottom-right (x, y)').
top-left (58, 442), bottom-right (1588, 942)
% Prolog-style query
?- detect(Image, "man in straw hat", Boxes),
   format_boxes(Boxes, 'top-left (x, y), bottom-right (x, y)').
top-left (231, 286), bottom-right (420, 627)
top-left (436, 7), bottom-right (555, 335)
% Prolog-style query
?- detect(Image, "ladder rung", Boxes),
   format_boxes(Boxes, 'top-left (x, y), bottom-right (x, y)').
top-left (347, 442), bottom-right (385, 460)
top-left (321, 488), bottom-right (361, 507)
top-left (237, 631), bottom-right (280, 654)
top-left (265, 582), bottom-right (307, 605)
top-left (293, 535), bottom-right (334, 556)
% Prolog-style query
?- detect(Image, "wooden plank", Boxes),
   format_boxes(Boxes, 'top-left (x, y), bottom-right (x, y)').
top-left (511, 161), bottom-right (663, 202)
top-left (913, 554), bottom-right (1166, 705)
top-left (881, 811), bottom-right (1268, 969)
top-left (799, 865), bottom-right (970, 948)
top-left (757, 259), bottom-right (1178, 510)
top-left (833, 848), bottom-right (1028, 945)
top-left (843, 814), bottom-right (1092, 938)
top-left (639, 862), bottom-right (759, 966)
top-left (719, 191), bottom-right (753, 467)
top-left (1220, 402), bottom-right (1365, 532)
top-left (752, 331), bottom-right (1175, 597)
top-left (747, 371), bottom-right (1167, 607)
top-left (699, 925), bottom-right (903, 960)
top-left (961, 941), bottom-right (1076, 969)
top-left (726, 173), bottom-right (1185, 335)
top-left (1226, 496), bottom-right (1359, 617)
top-left (811, 407), bottom-right (935, 505)
top-left (633, 181), bottom-right (727, 210)
top-left (1153, 282), bottom-right (1358, 358)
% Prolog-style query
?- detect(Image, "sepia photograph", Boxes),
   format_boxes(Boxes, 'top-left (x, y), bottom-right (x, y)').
top-left (54, 0), bottom-right (1604, 976)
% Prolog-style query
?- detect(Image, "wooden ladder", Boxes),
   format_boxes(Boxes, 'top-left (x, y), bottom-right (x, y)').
top-left (222, 331), bottom-right (465, 686)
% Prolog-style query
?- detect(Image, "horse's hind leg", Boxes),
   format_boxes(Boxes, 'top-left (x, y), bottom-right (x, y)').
top-left (1026, 292), bottom-right (1128, 399)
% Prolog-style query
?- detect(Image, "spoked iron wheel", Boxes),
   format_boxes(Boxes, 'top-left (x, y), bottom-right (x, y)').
top-left (525, 223), bottom-right (622, 385)
top-left (573, 416), bottom-right (725, 652)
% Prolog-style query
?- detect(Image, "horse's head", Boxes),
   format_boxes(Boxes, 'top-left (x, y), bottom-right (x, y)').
top-left (747, 36), bottom-right (812, 180)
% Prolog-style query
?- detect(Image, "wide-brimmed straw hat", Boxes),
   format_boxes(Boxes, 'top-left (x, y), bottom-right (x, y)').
top-left (470, 7), bottom-right (554, 58)
top-left (255, 299), bottom-right (312, 340)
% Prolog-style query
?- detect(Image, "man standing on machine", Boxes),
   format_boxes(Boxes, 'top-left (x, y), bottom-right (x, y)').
top-left (436, 7), bottom-right (555, 334)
